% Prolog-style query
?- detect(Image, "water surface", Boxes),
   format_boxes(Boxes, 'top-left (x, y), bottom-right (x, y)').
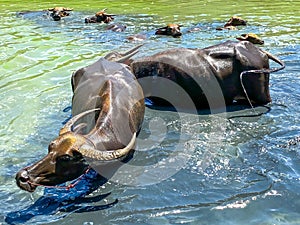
top-left (0, 1), bottom-right (299, 224)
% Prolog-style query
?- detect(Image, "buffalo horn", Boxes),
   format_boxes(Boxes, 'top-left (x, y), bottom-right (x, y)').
top-left (98, 8), bottom-right (116, 16)
top-left (59, 108), bottom-right (100, 135)
top-left (263, 50), bottom-right (285, 73)
top-left (104, 45), bottom-right (143, 63)
top-left (78, 132), bottom-right (136, 160)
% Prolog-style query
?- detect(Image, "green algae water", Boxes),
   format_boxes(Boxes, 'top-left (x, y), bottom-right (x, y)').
top-left (1, 0), bottom-right (300, 224)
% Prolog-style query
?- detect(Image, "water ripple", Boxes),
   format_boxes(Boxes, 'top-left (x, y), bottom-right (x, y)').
top-left (0, 2), bottom-right (299, 224)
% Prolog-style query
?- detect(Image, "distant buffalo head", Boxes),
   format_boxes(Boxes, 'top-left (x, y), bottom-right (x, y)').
top-left (225, 16), bottom-right (247, 27)
top-left (155, 24), bottom-right (182, 37)
top-left (85, 8), bottom-right (115, 23)
top-left (48, 7), bottom-right (73, 21)
top-left (237, 33), bottom-right (264, 45)
top-left (216, 16), bottom-right (247, 30)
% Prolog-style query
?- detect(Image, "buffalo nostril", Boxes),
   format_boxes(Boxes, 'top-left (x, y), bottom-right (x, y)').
top-left (16, 170), bottom-right (30, 183)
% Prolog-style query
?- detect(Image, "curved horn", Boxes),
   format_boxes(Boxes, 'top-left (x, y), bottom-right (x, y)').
top-left (239, 33), bottom-right (248, 39)
top-left (263, 50), bottom-right (285, 73)
top-left (78, 132), bottom-right (136, 160)
top-left (116, 44), bottom-right (143, 63)
top-left (59, 108), bottom-right (101, 135)
top-left (96, 8), bottom-right (113, 15)
top-left (104, 45), bottom-right (143, 63)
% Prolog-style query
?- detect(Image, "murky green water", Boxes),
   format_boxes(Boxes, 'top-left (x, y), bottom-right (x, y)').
top-left (1, 0), bottom-right (299, 224)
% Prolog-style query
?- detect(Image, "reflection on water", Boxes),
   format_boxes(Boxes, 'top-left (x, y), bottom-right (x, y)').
top-left (0, 0), bottom-right (300, 224)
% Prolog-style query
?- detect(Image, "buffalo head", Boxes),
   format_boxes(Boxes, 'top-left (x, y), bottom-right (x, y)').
top-left (48, 7), bottom-right (73, 21)
top-left (225, 16), bottom-right (247, 27)
top-left (85, 8), bottom-right (115, 23)
top-left (237, 33), bottom-right (264, 45)
top-left (15, 109), bottom-right (137, 192)
top-left (216, 16), bottom-right (247, 30)
top-left (155, 24), bottom-right (182, 37)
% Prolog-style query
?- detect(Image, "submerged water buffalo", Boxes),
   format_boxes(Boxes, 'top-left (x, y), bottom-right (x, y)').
top-left (237, 33), bottom-right (264, 45)
top-left (47, 7), bottom-right (73, 21)
top-left (216, 16), bottom-right (247, 30)
top-left (85, 8), bottom-right (115, 23)
top-left (155, 24), bottom-right (182, 37)
top-left (131, 41), bottom-right (285, 109)
top-left (225, 16), bottom-right (247, 27)
top-left (15, 46), bottom-right (145, 192)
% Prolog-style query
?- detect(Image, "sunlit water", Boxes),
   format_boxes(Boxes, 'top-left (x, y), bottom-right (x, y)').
top-left (0, 1), bottom-right (299, 224)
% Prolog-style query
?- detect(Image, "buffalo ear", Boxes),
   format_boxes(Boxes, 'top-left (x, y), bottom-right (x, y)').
top-left (236, 34), bottom-right (248, 41)
top-left (71, 68), bottom-right (85, 92)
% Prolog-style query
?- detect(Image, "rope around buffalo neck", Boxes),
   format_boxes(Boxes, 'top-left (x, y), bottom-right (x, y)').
top-left (239, 68), bottom-right (278, 117)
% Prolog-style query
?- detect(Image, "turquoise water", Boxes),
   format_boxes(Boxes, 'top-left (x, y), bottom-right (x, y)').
top-left (1, 1), bottom-right (300, 224)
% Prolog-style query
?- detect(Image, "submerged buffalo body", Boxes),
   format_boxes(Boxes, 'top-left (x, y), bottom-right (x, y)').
top-left (16, 47), bottom-right (145, 192)
top-left (132, 41), bottom-right (285, 109)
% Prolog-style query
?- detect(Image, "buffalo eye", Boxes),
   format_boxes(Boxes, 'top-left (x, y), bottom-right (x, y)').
top-left (58, 154), bottom-right (72, 162)
top-left (72, 151), bottom-right (83, 160)
top-left (58, 151), bottom-right (83, 163)
top-left (62, 11), bottom-right (69, 16)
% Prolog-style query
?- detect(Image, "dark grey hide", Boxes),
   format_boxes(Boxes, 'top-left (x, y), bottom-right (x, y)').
top-left (131, 41), bottom-right (285, 109)
top-left (71, 58), bottom-right (145, 150)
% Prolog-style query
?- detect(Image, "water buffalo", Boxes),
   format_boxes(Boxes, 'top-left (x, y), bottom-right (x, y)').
top-left (155, 24), bottom-right (182, 37)
top-left (225, 16), bottom-right (247, 27)
top-left (131, 41), bottom-right (285, 109)
top-left (15, 46), bottom-right (145, 192)
top-left (48, 7), bottom-right (73, 21)
top-left (85, 8), bottom-right (115, 23)
top-left (216, 16), bottom-right (247, 30)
